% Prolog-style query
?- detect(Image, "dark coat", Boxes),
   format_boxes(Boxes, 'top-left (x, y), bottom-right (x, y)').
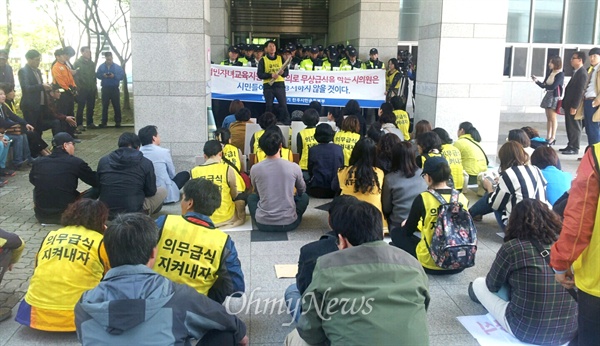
top-left (296, 232), bottom-right (338, 294)
top-left (18, 65), bottom-right (46, 112)
top-left (562, 66), bottom-right (588, 112)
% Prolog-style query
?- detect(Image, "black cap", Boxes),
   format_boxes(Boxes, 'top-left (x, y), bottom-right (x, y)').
top-left (318, 45), bottom-right (324, 51)
top-left (246, 45), bottom-right (255, 51)
top-left (328, 45), bottom-right (336, 51)
top-left (422, 156), bottom-right (449, 176)
top-left (310, 46), bottom-right (319, 54)
top-left (337, 44), bottom-right (345, 50)
top-left (369, 48), bottom-right (378, 55)
top-left (296, 43), bottom-right (303, 49)
top-left (228, 46), bottom-right (240, 54)
top-left (52, 132), bottom-right (75, 147)
top-left (348, 48), bottom-right (357, 57)
top-left (589, 47), bottom-right (600, 56)
top-left (329, 50), bottom-right (339, 59)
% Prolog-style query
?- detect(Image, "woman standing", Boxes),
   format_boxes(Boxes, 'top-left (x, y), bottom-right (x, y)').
top-left (532, 56), bottom-right (564, 145)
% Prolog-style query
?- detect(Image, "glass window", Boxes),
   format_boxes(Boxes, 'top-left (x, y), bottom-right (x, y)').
top-left (513, 47), bottom-right (528, 77)
top-left (565, 0), bottom-right (596, 44)
top-left (532, 48), bottom-right (547, 77)
top-left (503, 47), bottom-right (512, 76)
top-left (532, 0), bottom-right (564, 43)
top-left (563, 48), bottom-right (577, 77)
top-left (506, 0), bottom-right (531, 43)
top-left (399, 0), bottom-right (420, 41)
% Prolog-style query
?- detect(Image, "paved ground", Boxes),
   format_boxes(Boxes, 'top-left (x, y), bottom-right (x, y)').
top-left (0, 116), bottom-right (582, 345)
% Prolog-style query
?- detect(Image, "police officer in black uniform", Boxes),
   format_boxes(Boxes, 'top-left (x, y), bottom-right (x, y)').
top-left (220, 46), bottom-right (243, 66)
top-left (365, 48), bottom-right (384, 69)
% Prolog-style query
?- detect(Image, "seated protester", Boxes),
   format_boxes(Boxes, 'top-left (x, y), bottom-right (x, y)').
top-left (254, 125), bottom-right (294, 163)
top-left (215, 128), bottom-right (243, 172)
top-left (454, 121), bottom-right (488, 184)
top-left (413, 119), bottom-right (432, 140)
top-left (433, 127), bottom-right (465, 191)
top-left (0, 228), bottom-right (25, 322)
top-left (508, 129), bottom-right (534, 164)
top-left (390, 96), bottom-right (410, 140)
top-left (531, 146), bottom-right (571, 205)
top-left (221, 99), bottom-right (244, 129)
top-left (521, 126), bottom-right (549, 149)
top-left (307, 100), bottom-right (322, 117)
top-left (297, 109), bottom-right (319, 181)
top-left (416, 131), bottom-right (443, 168)
top-left (327, 108), bottom-right (344, 131)
top-left (97, 132), bottom-right (167, 217)
top-left (393, 156), bottom-right (469, 275)
top-left (469, 141), bottom-right (548, 231)
top-left (29, 132), bottom-right (98, 224)
top-left (284, 196), bottom-right (361, 322)
top-left (307, 124), bottom-right (344, 198)
top-left (16, 199), bottom-right (110, 331)
top-left (333, 115), bottom-right (361, 166)
top-left (0, 84), bottom-right (35, 169)
top-left (343, 99), bottom-right (366, 137)
top-left (250, 112), bottom-right (277, 154)
top-left (366, 121), bottom-right (384, 143)
top-left (286, 200), bottom-right (430, 346)
top-left (154, 178), bottom-right (244, 303)
top-left (0, 131), bottom-right (14, 181)
top-left (469, 199), bottom-right (577, 345)
top-left (139, 125), bottom-right (190, 204)
top-left (248, 129), bottom-right (309, 232)
top-left (332, 138), bottom-right (385, 222)
top-left (382, 142), bottom-right (427, 230)
top-left (229, 107), bottom-right (253, 151)
top-left (376, 132), bottom-right (401, 174)
top-left (76, 213), bottom-right (248, 346)
top-left (378, 103), bottom-right (404, 140)
top-left (46, 85), bottom-right (77, 137)
top-left (191, 141), bottom-right (246, 229)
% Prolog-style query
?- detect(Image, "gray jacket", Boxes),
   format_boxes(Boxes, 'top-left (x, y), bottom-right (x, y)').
top-left (75, 265), bottom-right (246, 346)
top-left (382, 168), bottom-right (428, 229)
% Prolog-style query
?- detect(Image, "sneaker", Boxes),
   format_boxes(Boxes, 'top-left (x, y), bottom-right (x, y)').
top-left (0, 307), bottom-right (11, 322)
top-left (562, 149), bottom-right (579, 155)
top-left (0, 168), bottom-right (16, 177)
top-left (558, 147), bottom-right (571, 152)
top-left (87, 123), bottom-right (98, 129)
top-left (468, 282), bottom-right (480, 304)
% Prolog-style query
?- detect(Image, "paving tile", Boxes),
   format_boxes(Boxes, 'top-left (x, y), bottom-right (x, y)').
top-left (247, 290), bottom-right (297, 344)
top-left (250, 254), bottom-right (298, 292)
top-left (429, 333), bottom-right (480, 346)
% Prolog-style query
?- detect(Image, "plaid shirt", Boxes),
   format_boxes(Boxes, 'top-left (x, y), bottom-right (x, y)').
top-left (486, 239), bottom-right (577, 345)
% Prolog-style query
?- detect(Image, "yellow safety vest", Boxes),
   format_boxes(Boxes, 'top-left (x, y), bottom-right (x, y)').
top-left (333, 131), bottom-right (361, 166)
top-left (190, 162), bottom-right (235, 224)
top-left (572, 145), bottom-right (600, 297)
top-left (256, 147), bottom-right (293, 163)
top-left (454, 134), bottom-right (488, 176)
top-left (416, 191), bottom-right (469, 270)
top-left (252, 130), bottom-right (265, 153)
top-left (419, 152), bottom-right (443, 168)
top-left (393, 109), bottom-right (410, 140)
top-left (299, 127), bottom-right (318, 170)
top-left (25, 226), bottom-right (107, 331)
top-left (441, 143), bottom-right (464, 190)
top-left (154, 215), bottom-right (228, 295)
top-left (262, 56), bottom-right (284, 84)
top-left (386, 70), bottom-right (400, 91)
top-left (222, 144), bottom-right (241, 172)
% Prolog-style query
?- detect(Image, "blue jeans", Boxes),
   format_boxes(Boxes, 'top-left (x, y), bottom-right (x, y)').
top-left (583, 99), bottom-right (600, 146)
top-left (5, 133), bottom-right (31, 166)
top-left (284, 283), bottom-right (302, 323)
top-left (0, 139), bottom-right (10, 168)
top-left (247, 193), bottom-right (310, 232)
top-left (469, 193), bottom-right (506, 231)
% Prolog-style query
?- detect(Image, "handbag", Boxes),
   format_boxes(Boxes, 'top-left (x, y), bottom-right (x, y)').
top-left (530, 239), bottom-right (577, 301)
top-left (556, 85), bottom-right (564, 115)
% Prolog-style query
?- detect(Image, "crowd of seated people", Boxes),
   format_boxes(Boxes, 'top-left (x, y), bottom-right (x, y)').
top-left (1, 93), bottom-right (594, 346)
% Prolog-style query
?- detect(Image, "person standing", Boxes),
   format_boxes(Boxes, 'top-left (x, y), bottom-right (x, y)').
top-left (575, 48), bottom-right (600, 147)
top-left (257, 40), bottom-right (290, 124)
top-left (18, 50), bottom-right (53, 133)
top-left (220, 46), bottom-right (243, 66)
top-left (558, 52), bottom-right (587, 155)
top-left (340, 48), bottom-right (362, 70)
top-left (365, 48), bottom-right (384, 69)
top-left (96, 52), bottom-right (124, 128)
top-left (551, 143), bottom-right (600, 346)
top-left (0, 49), bottom-right (14, 86)
top-left (532, 56), bottom-right (564, 145)
top-left (73, 47), bottom-right (97, 130)
top-left (51, 49), bottom-right (77, 122)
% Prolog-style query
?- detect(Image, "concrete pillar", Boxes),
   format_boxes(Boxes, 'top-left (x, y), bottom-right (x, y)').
top-left (329, 0), bottom-right (399, 63)
top-left (416, 0), bottom-right (508, 155)
top-left (131, 0), bottom-right (211, 167)
top-left (210, 0), bottom-right (230, 64)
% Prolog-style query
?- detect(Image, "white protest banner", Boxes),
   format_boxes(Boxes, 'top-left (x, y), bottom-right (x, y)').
top-left (210, 65), bottom-right (386, 108)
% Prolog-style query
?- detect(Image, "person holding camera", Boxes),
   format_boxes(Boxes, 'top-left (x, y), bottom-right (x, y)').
top-left (96, 52), bottom-right (124, 128)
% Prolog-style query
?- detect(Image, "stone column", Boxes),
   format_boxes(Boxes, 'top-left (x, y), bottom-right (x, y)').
top-left (416, 0), bottom-right (508, 155)
top-left (210, 0), bottom-right (230, 64)
top-left (131, 0), bottom-right (211, 168)
top-left (329, 0), bottom-right (399, 63)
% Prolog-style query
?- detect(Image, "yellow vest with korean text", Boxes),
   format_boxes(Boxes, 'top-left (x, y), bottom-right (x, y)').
top-left (416, 191), bottom-right (469, 270)
top-left (393, 109), bottom-right (410, 140)
top-left (441, 143), bottom-right (464, 190)
top-left (571, 145), bottom-right (600, 297)
top-left (154, 215), bottom-right (228, 295)
top-left (222, 143), bottom-right (241, 172)
top-left (454, 134), bottom-right (488, 176)
top-left (190, 162), bottom-right (235, 224)
top-left (299, 127), bottom-right (318, 170)
top-left (256, 147), bottom-right (293, 163)
top-left (262, 56), bottom-right (284, 83)
top-left (252, 130), bottom-right (265, 153)
top-left (24, 226), bottom-right (107, 330)
top-left (333, 130), bottom-right (361, 166)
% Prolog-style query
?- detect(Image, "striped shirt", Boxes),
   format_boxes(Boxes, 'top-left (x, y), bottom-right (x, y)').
top-left (489, 165), bottom-right (549, 224)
